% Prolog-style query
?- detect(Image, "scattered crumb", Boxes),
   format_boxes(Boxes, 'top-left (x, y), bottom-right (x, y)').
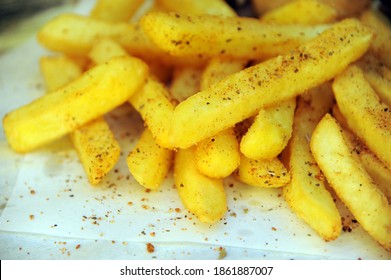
top-left (146, 243), bottom-right (155, 253)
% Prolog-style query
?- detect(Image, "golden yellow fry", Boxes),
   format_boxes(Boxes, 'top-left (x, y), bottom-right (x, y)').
top-left (333, 65), bottom-right (391, 170)
top-left (167, 18), bottom-right (373, 149)
top-left (89, 37), bottom-right (172, 83)
top-left (127, 129), bottom-right (173, 190)
top-left (40, 55), bottom-right (84, 92)
top-left (129, 77), bottom-right (175, 148)
top-left (311, 113), bottom-right (391, 251)
top-left (90, 0), bottom-right (144, 22)
top-left (69, 117), bottom-right (121, 185)
top-left (156, 0), bottom-right (236, 17)
top-left (356, 53), bottom-right (391, 107)
top-left (141, 12), bottom-right (330, 60)
top-left (260, 0), bottom-right (337, 25)
top-left (282, 83), bottom-right (341, 241)
top-left (360, 9), bottom-right (391, 68)
top-left (193, 57), bottom-right (245, 178)
top-left (244, 0), bottom-right (338, 161)
top-left (87, 37), bottom-right (175, 149)
top-left (3, 56), bottom-right (148, 153)
top-left (170, 66), bottom-right (203, 102)
top-left (37, 14), bottom-right (168, 63)
top-left (40, 54), bottom-right (121, 185)
top-left (240, 98), bottom-right (296, 160)
top-left (195, 128), bottom-right (240, 178)
top-left (341, 127), bottom-right (391, 203)
top-left (174, 147), bottom-right (227, 223)
top-left (236, 155), bottom-right (290, 188)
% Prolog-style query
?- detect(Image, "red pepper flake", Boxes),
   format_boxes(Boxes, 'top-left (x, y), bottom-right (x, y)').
top-left (146, 243), bottom-right (155, 253)
top-left (75, 244), bottom-right (81, 250)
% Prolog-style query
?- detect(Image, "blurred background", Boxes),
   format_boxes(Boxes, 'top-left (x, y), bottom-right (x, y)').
top-left (0, 0), bottom-right (390, 54)
top-left (0, 0), bottom-right (79, 53)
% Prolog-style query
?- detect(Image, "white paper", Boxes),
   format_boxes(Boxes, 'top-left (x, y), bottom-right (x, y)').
top-left (0, 0), bottom-right (390, 260)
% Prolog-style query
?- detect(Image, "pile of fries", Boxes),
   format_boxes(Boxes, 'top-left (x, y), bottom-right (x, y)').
top-left (2, 0), bottom-right (391, 251)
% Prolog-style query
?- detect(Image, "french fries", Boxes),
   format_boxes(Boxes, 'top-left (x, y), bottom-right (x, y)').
top-left (90, 0), bottom-right (144, 22)
top-left (235, 155), bottom-right (290, 188)
top-left (40, 55), bottom-right (121, 185)
top-left (69, 117), bottom-right (121, 185)
top-left (87, 37), bottom-right (175, 189)
top-left (260, 0), bottom-right (338, 25)
top-left (3, 56), bottom-right (148, 153)
top-left (37, 13), bottom-right (171, 64)
top-left (195, 128), bottom-right (240, 178)
top-left (141, 12), bottom-right (330, 60)
top-left (168, 18), bottom-right (373, 149)
top-left (127, 129), bottom-right (173, 190)
top-left (174, 147), bottom-right (227, 223)
top-left (240, 98), bottom-right (296, 160)
top-left (3, 0), bottom-right (391, 254)
top-left (332, 65), bottom-right (391, 170)
top-left (311, 114), bottom-right (391, 251)
top-left (281, 83), bottom-right (341, 241)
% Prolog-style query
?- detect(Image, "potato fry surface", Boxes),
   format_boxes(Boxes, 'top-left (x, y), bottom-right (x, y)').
top-left (3, 56), bottom-right (148, 153)
top-left (141, 12), bottom-right (330, 60)
top-left (168, 19), bottom-right (372, 149)
top-left (311, 114), bottom-right (391, 251)
top-left (3, 0), bottom-right (391, 254)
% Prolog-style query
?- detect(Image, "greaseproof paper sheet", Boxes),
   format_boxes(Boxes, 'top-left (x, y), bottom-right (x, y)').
top-left (0, 0), bottom-right (389, 260)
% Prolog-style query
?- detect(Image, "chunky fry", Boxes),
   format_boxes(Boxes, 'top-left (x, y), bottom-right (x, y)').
top-left (235, 155), bottom-right (290, 188)
top-left (3, 56), bottom-right (148, 153)
top-left (141, 12), bottom-right (330, 60)
top-left (240, 98), bottom-right (296, 160)
top-left (69, 117), bottom-right (121, 185)
top-left (281, 83), bottom-right (341, 241)
top-left (129, 77), bottom-right (175, 148)
top-left (127, 129), bottom-right (173, 190)
top-left (195, 128), bottom-right (240, 178)
top-left (194, 57), bottom-right (244, 178)
top-left (174, 147), bottom-right (227, 223)
top-left (87, 37), bottom-right (175, 149)
top-left (311, 114), bottom-right (391, 251)
top-left (340, 127), bottom-right (391, 203)
top-left (37, 13), bottom-right (172, 64)
top-left (167, 19), bottom-right (373, 149)
top-left (40, 54), bottom-right (121, 185)
top-left (90, 0), bottom-right (144, 22)
top-left (260, 0), bottom-right (337, 25)
top-left (333, 65), bottom-right (391, 170)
